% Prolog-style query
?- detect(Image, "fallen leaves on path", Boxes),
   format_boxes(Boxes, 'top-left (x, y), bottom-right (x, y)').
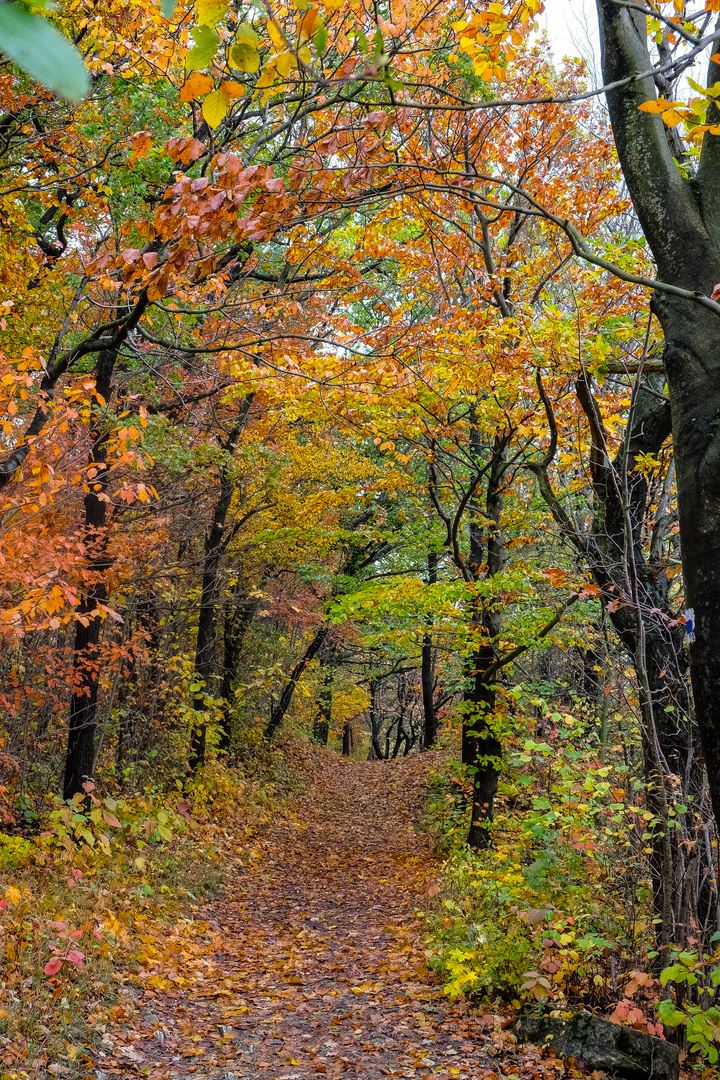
top-left (89, 754), bottom-right (571, 1080)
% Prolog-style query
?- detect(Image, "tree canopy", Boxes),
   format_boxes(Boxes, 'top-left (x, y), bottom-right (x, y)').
top-left (2, 0), bottom-right (720, 1070)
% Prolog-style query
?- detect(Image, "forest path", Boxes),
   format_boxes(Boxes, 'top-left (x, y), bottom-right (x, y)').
top-left (98, 753), bottom-right (537, 1080)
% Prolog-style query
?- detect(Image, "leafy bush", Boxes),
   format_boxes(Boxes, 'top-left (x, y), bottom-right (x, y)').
top-left (0, 832), bottom-right (35, 869)
top-left (657, 946), bottom-right (720, 1065)
top-left (425, 733), bottom-right (653, 1007)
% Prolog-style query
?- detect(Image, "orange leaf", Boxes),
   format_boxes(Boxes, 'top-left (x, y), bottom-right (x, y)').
top-left (661, 108), bottom-right (684, 127)
top-left (638, 97), bottom-right (681, 114)
top-left (130, 130), bottom-right (152, 161)
top-left (179, 72), bottom-right (214, 101)
top-left (299, 4), bottom-right (321, 42)
top-left (220, 79), bottom-right (245, 100)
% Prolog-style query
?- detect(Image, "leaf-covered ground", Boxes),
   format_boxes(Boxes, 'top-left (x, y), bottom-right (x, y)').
top-left (90, 755), bottom-right (567, 1079)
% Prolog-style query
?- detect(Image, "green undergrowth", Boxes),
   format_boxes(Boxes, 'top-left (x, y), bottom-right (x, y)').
top-left (0, 733), bottom-right (317, 1077)
top-left (422, 728), bottom-right (659, 1012)
top-left (422, 722), bottom-right (720, 1066)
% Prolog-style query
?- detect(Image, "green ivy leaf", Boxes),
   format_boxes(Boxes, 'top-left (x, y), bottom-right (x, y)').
top-left (0, 3), bottom-right (89, 100)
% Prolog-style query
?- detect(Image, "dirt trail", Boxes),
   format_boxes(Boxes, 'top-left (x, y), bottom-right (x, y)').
top-left (97, 754), bottom-right (537, 1080)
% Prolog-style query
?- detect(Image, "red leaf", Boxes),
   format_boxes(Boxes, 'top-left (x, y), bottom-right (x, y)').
top-left (44, 957), bottom-right (62, 976)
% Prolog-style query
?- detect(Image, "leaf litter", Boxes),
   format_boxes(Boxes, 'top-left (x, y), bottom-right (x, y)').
top-left (89, 753), bottom-right (587, 1080)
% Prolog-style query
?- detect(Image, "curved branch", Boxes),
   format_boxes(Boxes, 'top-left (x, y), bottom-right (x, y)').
top-left (0, 290), bottom-right (149, 488)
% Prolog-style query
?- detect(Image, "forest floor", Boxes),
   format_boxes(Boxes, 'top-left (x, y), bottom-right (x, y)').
top-left (90, 753), bottom-right (569, 1080)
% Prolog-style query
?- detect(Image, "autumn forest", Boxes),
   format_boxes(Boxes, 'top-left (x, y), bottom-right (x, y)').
top-left (1, 0), bottom-right (720, 1076)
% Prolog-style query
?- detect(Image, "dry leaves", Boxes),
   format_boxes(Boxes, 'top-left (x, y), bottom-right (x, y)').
top-left (90, 754), bottom-right (608, 1080)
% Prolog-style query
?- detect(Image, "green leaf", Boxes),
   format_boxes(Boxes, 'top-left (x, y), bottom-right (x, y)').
top-left (0, 3), bottom-right (89, 100)
top-left (235, 21), bottom-right (259, 46)
top-left (160, 0), bottom-right (176, 17)
top-left (657, 1000), bottom-right (686, 1027)
top-left (228, 41), bottom-right (259, 72)
top-left (314, 25), bottom-right (327, 53)
top-left (660, 963), bottom-right (694, 986)
top-left (185, 23), bottom-right (220, 70)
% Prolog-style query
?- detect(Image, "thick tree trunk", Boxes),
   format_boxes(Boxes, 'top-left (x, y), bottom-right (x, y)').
top-left (594, 0), bottom-right (720, 832)
top-left (64, 348), bottom-right (117, 801)
top-left (463, 643), bottom-right (502, 849)
top-left (589, 1), bottom-right (720, 945)
top-left (661, 303), bottom-right (720, 821)
top-left (342, 721), bottom-right (354, 757)
top-left (539, 371), bottom-right (709, 946)
top-left (463, 441), bottom-right (507, 850)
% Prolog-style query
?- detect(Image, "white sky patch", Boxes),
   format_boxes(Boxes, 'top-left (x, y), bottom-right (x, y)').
top-left (539, 0), bottom-right (601, 85)
top-left (538, 0), bottom-right (713, 94)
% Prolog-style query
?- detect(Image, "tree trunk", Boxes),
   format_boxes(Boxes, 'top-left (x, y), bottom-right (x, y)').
top-left (313, 649), bottom-right (333, 745)
top-left (64, 348), bottom-right (117, 801)
top-left (189, 397), bottom-right (254, 774)
top-left (342, 720), bottom-right (354, 757)
top-left (463, 439), bottom-right (507, 850)
top-left (368, 679), bottom-right (384, 759)
top-left (218, 585), bottom-right (261, 752)
top-left (265, 625), bottom-right (329, 739)
top-left (537, 369), bottom-right (711, 946)
top-left (594, 0), bottom-right (720, 832)
top-left (422, 551), bottom-right (438, 749)
top-left (586, 1), bottom-right (720, 944)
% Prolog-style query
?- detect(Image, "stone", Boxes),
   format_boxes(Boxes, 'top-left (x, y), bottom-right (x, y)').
top-left (514, 1011), bottom-right (680, 1080)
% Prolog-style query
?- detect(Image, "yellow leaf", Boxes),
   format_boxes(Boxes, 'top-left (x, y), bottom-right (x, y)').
top-left (195, 0), bottom-right (227, 25)
top-left (180, 71), bottom-right (214, 101)
top-left (274, 50), bottom-right (295, 77)
top-left (267, 19), bottom-right (286, 50)
top-left (202, 89), bottom-right (229, 127)
top-left (5, 885), bottom-right (21, 905)
top-left (235, 21), bottom-right (259, 46)
top-left (229, 42), bottom-right (260, 72)
top-left (256, 63), bottom-right (277, 88)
